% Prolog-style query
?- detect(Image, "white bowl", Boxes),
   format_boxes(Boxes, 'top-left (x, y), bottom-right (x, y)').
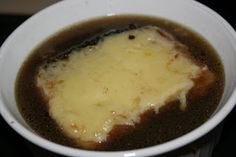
top-left (0, 0), bottom-right (236, 157)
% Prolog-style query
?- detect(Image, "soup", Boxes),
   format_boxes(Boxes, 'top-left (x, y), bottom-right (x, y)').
top-left (15, 15), bottom-right (224, 151)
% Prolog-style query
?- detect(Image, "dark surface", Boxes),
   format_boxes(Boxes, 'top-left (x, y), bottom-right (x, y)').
top-left (0, 1), bottom-right (235, 156)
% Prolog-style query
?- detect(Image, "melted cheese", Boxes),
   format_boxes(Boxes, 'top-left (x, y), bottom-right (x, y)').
top-left (37, 26), bottom-right (204, 144)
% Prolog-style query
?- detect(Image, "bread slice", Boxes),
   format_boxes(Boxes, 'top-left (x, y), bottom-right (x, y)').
top-left (36, 26), bottom-right (214, 149)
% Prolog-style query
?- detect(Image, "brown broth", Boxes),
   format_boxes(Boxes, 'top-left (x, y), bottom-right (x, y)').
top-left (15, 15), bottom-right (225, 150)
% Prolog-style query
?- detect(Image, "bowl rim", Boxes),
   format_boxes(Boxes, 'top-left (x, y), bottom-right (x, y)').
top-left (0, 0), bottom-right (236, 157)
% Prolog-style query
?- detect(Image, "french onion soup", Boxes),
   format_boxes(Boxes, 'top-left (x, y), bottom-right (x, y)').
top-left (15, 15), bottom-right (224, 150)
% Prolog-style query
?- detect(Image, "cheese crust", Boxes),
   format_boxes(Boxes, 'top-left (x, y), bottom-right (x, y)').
top-left (37, 26), bottom-right (205, 146)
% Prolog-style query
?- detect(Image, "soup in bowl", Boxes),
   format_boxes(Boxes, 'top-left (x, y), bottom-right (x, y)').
top-left (0, 0), bottom-right (236, 157)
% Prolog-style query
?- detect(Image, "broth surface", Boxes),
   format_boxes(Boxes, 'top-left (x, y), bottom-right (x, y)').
top-left (15, 15), bottom-right (224, 150)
